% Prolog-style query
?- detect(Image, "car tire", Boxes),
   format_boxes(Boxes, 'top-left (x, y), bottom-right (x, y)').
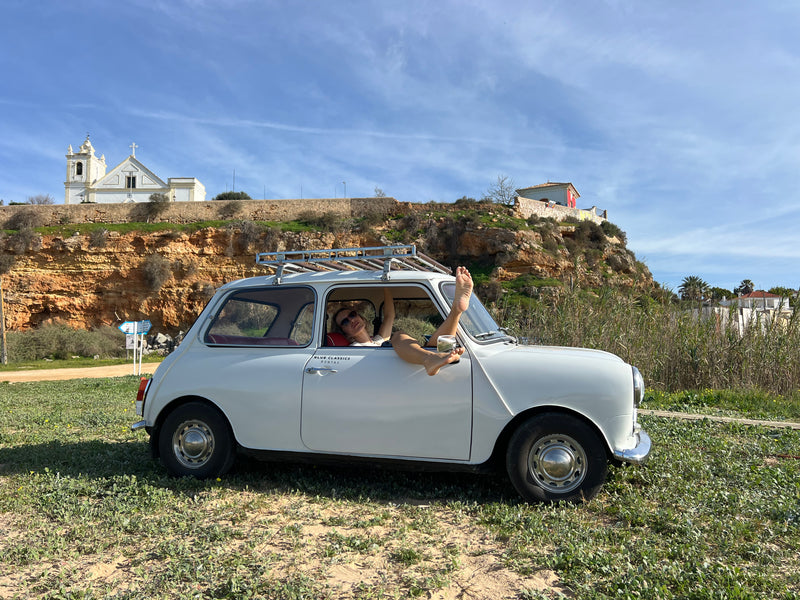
top-left (158, 401), bottom-right (236, 479)
top-left (506, 413), bottom-right (608, 503)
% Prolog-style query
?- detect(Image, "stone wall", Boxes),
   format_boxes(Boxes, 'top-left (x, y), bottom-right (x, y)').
top-left (1, 195), bottom-right (609, 228)
top-left (512, 197), bottom-right (607, 224)
top-left (0, 197), bottom-right (400, 227)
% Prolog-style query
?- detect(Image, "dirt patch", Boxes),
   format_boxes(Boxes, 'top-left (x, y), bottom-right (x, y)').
top-left (0, 493), bottom-right (571, 599)
top-left (0, 363), bottom-right (159, 383)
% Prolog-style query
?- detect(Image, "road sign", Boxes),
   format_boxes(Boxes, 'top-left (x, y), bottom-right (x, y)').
top-left (118, 320), bottom-right (152, 335)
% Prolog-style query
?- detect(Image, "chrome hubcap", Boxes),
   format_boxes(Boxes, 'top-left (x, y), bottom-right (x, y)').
top-left (528, 434), bottom-right (587, 494)
top-left (173, 419), bottom-right (214, 469)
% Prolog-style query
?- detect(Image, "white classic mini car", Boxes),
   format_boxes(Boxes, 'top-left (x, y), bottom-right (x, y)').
top-left (133, 245), bottom-right (650, 503)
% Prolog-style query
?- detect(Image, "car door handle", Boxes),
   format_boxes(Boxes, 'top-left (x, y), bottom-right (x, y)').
top-left (305, 367), bottom-right (338, 375)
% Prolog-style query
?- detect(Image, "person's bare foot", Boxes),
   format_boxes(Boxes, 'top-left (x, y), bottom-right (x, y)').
top-left (423, 347), bottom-right (464, 376)
top-left (454, 266), bottom-right (473, 313)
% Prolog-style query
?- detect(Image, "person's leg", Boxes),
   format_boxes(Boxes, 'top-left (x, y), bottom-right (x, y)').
top-left (390, 332), bottom-right (464, 376)
top-left (426, 266), bottom-right (473, 347)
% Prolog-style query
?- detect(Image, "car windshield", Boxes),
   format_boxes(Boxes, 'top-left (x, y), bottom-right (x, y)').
top-left (440, 282), bottom-right (510, 343)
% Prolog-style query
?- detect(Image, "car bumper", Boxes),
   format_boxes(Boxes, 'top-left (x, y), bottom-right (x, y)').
top-left (612, 429), bottom-right (652, 464)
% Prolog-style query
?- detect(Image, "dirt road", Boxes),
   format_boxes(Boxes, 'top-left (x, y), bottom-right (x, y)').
top-left (0, 362), bottom-right (160, 383)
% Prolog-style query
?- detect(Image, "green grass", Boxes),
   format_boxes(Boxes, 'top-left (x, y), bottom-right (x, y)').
top-left (0, 356), bottom-right (162, 372)
top-left (1, 378), bottom-right (798, 598)
top-left (26, 218), bottom-right (316, 238)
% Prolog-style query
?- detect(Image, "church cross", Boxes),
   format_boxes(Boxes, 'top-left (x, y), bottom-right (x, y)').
top-left (129, 142), bottom-right (138, 157)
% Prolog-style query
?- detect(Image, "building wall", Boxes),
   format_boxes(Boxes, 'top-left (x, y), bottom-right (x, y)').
top-left (513, 197), bottom-right (607, 224)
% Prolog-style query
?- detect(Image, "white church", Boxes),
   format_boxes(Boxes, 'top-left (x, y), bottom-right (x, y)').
top-left (64, 136), bottom-right (206, 204)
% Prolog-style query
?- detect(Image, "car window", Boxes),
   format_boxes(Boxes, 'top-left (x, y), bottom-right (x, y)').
top-left (326, 285), bottom-right (442, 346)
top-left (205, 287), bottom-right (315, 347)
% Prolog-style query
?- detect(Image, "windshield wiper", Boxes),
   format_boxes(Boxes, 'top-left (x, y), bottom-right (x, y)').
top-left (498, 327), bottom-right (518, 342)
top-left (474, 330), bottom-right (499, 339)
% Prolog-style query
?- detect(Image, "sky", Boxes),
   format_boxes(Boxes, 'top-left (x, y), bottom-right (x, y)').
top-left (1, 0), bottom-right (799, 293)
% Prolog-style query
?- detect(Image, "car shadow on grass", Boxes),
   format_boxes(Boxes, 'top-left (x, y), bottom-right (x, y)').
top-left (0, 440), bottom-right (519, 505)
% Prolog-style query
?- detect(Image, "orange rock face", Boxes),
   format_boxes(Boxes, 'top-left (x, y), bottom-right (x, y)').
top-left (0, 222), bottom-right (650, 334)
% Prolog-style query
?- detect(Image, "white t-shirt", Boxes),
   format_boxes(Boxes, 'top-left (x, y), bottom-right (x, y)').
top-left (350, 334), bottom-right (386, 347)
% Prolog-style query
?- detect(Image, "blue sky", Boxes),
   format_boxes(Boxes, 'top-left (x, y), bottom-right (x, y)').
top-left (1, 0), bottom-right (799, 292)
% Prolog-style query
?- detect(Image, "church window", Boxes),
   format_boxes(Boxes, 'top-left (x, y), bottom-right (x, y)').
top-left (76, 162), bottom-right (83, 176)
top-left (126, 176), bottom-right (137, 189)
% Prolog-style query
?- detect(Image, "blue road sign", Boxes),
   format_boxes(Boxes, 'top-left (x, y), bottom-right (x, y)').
top-left (118, 320), bottom-right (152, 335)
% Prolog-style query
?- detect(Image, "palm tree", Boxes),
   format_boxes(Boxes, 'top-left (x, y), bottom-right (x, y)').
top-left (679, 275), bottom-right (710, 302)
top-left (735, 279), bottom-right (755, 296)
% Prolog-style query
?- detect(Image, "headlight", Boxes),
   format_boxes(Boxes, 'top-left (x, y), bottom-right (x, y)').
top-left (632, 366), bottom-right (645, 407)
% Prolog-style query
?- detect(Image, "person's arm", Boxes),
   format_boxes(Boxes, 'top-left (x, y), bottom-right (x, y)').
top-left (377, 288), bottom-right (395, 340)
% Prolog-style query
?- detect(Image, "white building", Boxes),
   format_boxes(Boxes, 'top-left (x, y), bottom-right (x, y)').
top-left (64, 136), bottom-right (205, 204)
top-left (516, 182), bottom-right (580, 208)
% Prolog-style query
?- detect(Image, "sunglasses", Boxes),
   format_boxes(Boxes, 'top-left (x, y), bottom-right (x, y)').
top-left (337, 310), bottom-right (358, 328)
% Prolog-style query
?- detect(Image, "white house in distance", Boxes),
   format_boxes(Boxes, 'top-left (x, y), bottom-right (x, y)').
top-left (719, 291), bottom-right (794, 315)
top-left (713, 290), bottom-right (796, 335)
top-left (516, 182), bottom-right (580, 208)
top-left (64, 136), bottom-right (205, 204)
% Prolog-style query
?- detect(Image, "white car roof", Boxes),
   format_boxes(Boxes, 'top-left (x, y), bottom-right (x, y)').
top-left (220, 245), bottom-right (454, 291)
top-left (219, 268), bottom-right (454, 292)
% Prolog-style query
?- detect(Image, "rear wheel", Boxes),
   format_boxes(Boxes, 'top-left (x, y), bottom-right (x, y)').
top-left (506, 413), bottom-right (608, 503)
top-left (158, 402), bottom-right (235, 479)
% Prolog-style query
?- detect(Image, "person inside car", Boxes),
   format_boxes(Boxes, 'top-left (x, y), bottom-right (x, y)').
top-left (333, 266), bottom-right (473, 376)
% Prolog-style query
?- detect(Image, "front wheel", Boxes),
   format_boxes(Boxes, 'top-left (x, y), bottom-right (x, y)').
top-left (506, 413), bottom-right (608, 503)
top-left (158, 402), bottom-right (236, 479)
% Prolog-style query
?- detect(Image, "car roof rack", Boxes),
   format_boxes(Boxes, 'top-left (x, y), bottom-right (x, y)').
top-left (256, 245), bottom-right (451, 283)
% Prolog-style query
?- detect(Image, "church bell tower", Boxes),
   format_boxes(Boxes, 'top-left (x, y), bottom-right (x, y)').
top-left (65, 135), bottom-right (107, 204)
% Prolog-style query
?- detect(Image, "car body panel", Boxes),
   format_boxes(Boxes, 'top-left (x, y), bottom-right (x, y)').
top-left (301, 345), bottom-right (472, 460)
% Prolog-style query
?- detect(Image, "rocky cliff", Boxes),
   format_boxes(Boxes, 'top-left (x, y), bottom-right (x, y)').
top-left (0, 204), bottom-right (652, 334)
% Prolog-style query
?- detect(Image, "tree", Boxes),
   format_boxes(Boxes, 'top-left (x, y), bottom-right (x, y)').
top-left (734, 279), bottom-right (754, 296)
top-left (678, 275), bottom-right (709, 302)
top-left (483, 175), bottom-right (516, 205)
top-left (768, 286), bottom-right (795, 298)
top-left (27, 194), bottom-right (55, 205)
top-left (374, 187), bottom-right (387, 198)
top-left (213, 191), bottom-right (251, 201)
top-left (708, 286), bottom-right (733, 301)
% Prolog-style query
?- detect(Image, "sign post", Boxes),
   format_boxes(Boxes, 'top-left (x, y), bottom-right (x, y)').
top-left (118, 320), bottom-right (152, 375)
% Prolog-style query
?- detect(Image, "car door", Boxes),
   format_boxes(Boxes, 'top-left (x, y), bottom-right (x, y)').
top-left (300, 288), bottom-right (472, 461)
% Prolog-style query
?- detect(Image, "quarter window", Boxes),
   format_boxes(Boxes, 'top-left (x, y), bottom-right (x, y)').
top-left (205, 287), bottom-right (315, 347)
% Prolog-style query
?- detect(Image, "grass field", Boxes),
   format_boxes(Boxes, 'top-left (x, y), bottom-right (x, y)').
top-left (1, 377), bottom-right (799, 599)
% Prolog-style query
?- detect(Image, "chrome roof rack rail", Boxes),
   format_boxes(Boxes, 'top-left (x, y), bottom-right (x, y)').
top-left (256, 245), bottom-right (451, 283)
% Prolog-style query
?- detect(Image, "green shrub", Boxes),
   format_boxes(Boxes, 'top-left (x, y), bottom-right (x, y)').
top-left (142, 254), bottom-right (172, 290)
top-left (7, 228), bottom-right (42, 254)
top-left (226, 220), bottom-right (263, 254)
top-left (5, 324), bottom-right (125, 361)
top-left (5, 208), bottom-right (45, 230)
top-left (494, 287), bottom-right (800, 395)
top-left (298, 211), bottom-right (346, 233)
top-left (88, 228), bottom-right (108, 249)
top-left (601, 220), bottom-right (627, 243)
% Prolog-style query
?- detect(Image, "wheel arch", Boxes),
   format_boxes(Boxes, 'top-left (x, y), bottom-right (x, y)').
top-left (488, 405), bottom-right (611, 469)
top-left (150, 395), bottom-right (236, 459)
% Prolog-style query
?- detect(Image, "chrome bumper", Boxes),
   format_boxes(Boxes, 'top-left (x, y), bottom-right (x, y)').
top-left (131, 420), bottom-right (148, 432)
top-left (612, 429), bottom-right (652, 464)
